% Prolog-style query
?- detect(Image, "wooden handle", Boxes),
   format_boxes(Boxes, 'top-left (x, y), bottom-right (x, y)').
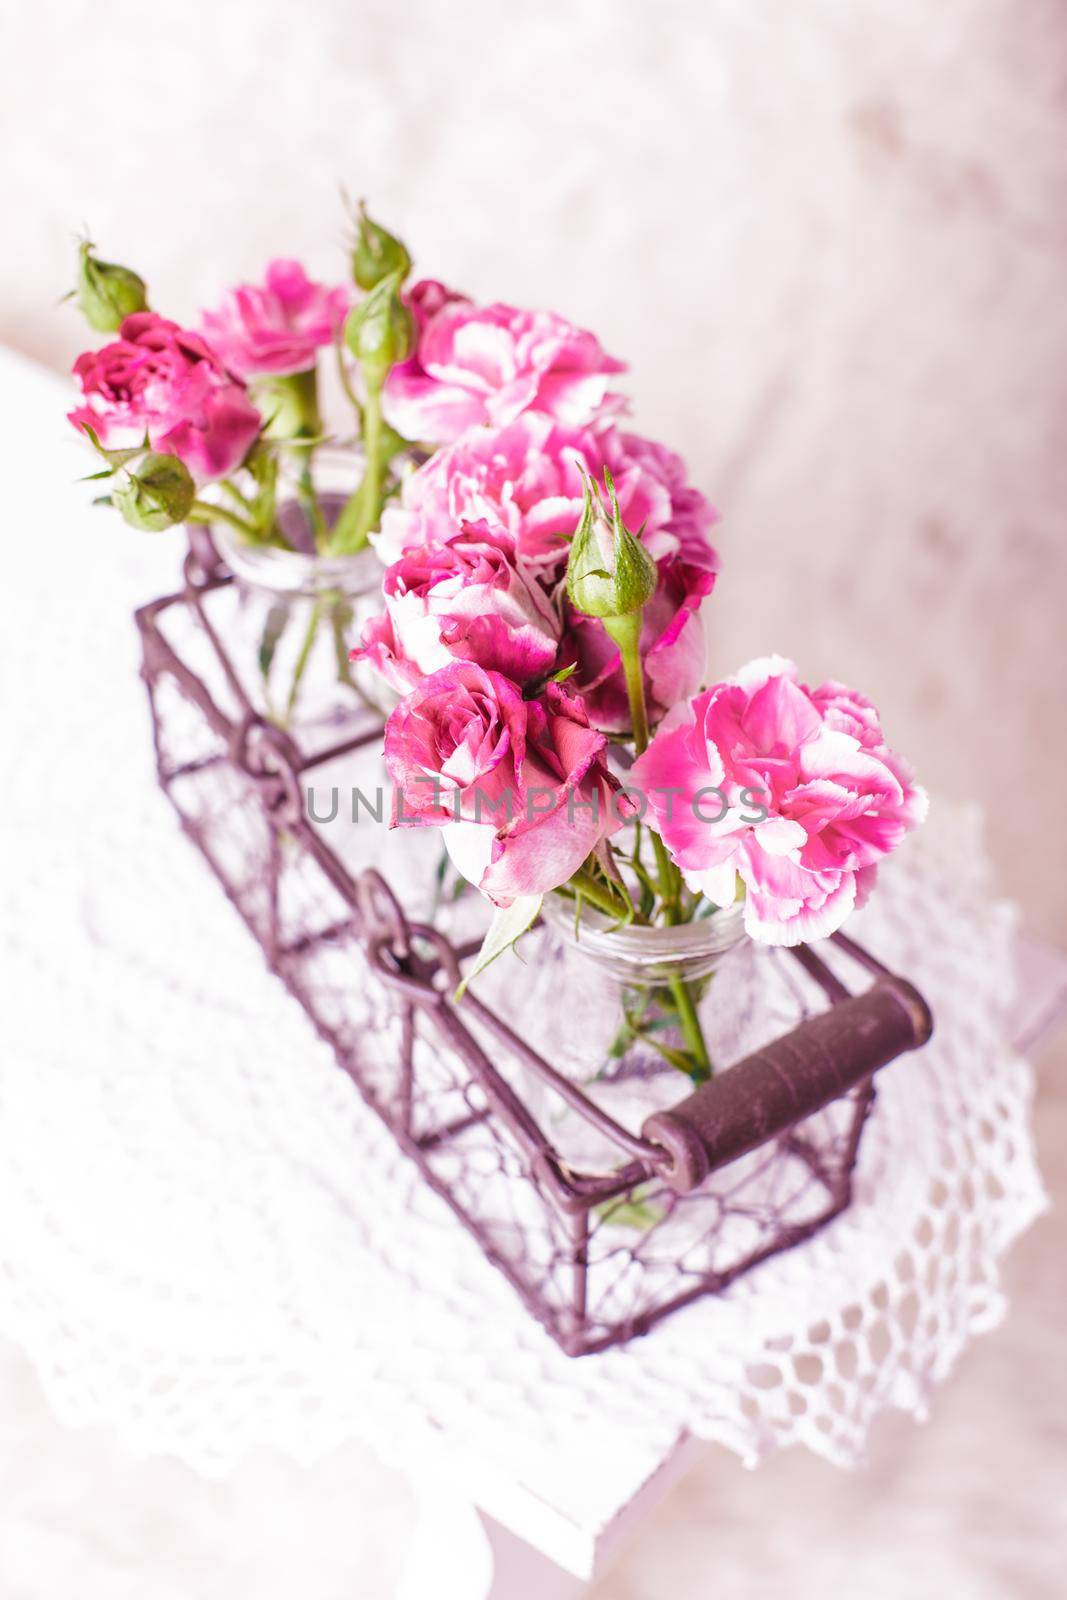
top-left (642, 976), bottom-right (933, 1193)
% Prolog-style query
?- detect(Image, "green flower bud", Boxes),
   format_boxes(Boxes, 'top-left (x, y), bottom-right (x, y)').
top-left (344, 271), bottom-right (415, 389)
top-left (113, 452), bottom-right (194, 532)
top-left (350, 202), bottom-right (412, 290)
top-left (565, 470), bottom-right (658, 620)
top-left (75, 240), bottom-right (149, 333)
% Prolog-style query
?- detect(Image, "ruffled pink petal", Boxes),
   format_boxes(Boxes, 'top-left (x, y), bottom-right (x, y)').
top-left (439, 611), bottom-right (559, 682)
top-left (631, 719), bottom-right (741, 874)
top-left (351, 612), bottom-right (425, 696)
top-left (380, 371), bottom-right (488, 443)
top-left (740, 849), bottom-right (857, 946)
top-left (478, 775), bottom-right (623, 906)
top-left (534, 370), bottom-right (628, 428)
top-left (682, 855), bottom-right (742, 908)
top-left (152, 385), bottom-right (261, 481)
top-left (754, 816), bottom-right (807, 855)
top-left (742, 672), bottom-right (822, 755)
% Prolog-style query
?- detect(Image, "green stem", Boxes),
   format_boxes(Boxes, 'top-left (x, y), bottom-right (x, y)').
top-left (605, 610), bottom-right (682, 916)
top-left (328, 377), bottom-right (383, 554)
top-left (285, 598), bottom-right (326, 723)
top-left (336, 341), bottom-right (364, 427)
top-left (650, 830), bottom-right (682, 922)
top-left (188, 499), bottom-right (262, 542)
top-left (361, 385), bottom-right (383, 533)
top-left (666, 974), bottom-right (712, 1082)
top-left (298, 463), bottom-right (328, 550)
top-left (254, 367), bottom-right (329, 551)
top-left (605, 608), bottom-right (714, 1079)
top-left (563, 870), bottom-right (629, 921)
top-left (607, 611), bottom-right (650, 753)
top-left (219, 476), bottom-right (256, 513)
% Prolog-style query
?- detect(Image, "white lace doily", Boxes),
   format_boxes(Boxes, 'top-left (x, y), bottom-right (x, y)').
top-left (0, 360), bottom-right (1048, 1504)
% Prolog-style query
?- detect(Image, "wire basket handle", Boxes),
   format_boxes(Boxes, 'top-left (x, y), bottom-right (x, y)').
top-left (644, 976), bottom-right (933, 1193)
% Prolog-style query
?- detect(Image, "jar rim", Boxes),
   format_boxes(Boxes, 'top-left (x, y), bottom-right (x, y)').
top-left (540, 891), bottom-right (746, 959)
top-left (211, 519), bottom-right (384, 597)
top-left (210, 501), bottom-right (386, 601)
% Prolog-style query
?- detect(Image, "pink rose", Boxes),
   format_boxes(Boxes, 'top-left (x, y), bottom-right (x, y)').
top-left (407, 280), bottom-right (465, 325)
top-left (68, 312), bottom-right (262, 482)
top-left (566, 549), bottom-right (718, 732)
top-left (631, 657), bottom-right (927, 945)
top-left (353, 519), bottom-right (561, 694)
top-left (377, 415), bottom-right (716, 577)
top-left (199, 259), bottom-right (350, 378)
top-left (385, 664), bottom-right (631, 905)
top-left (381, 282), bottom-right (626, 444)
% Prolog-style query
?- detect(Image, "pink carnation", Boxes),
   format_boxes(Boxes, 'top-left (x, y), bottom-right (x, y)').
top-left (377, 415), bottom-right (717, 578)
top-left (631, 657), bottom-right (927, 945)
top-left (68, 312), bottom-right (262, 482)
top-left (353, 519), bottom-right (561, 694)
top-left (385, 664), bottom-right (631, 906)
top-left (615, 432), bottom-right (717, 566)
top-left (199, 259), bottom-right (350, 378)
top-left (381, 283), bottom-right (626, 444)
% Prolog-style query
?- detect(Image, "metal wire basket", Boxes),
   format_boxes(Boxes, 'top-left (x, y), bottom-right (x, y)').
top-left (135, 545), bottom-right (933, 1356)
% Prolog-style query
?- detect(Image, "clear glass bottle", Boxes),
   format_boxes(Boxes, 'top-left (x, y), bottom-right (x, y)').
top-left (208, 448), bottom-right (393, 747)
top-left (496, 895), bottom-right (773, 1173)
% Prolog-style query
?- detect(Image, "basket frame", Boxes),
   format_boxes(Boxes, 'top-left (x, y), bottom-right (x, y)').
top-left (134, 551), bottom-right (931, 1356)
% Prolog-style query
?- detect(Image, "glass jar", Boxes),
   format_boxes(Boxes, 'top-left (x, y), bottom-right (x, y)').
top-left (208, 448), bottom-right (393, 747)
top-left (510, 895), bottom-right (761, 1173)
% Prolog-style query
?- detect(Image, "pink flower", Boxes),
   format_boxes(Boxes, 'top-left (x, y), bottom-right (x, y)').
top-left (199, 259), bottom-right (350, 378)
top-left (377, 415), bottom-right (717, 577)
top-left (68, 312), bottom-right (262, 482)
top-left (381, 283), bottom-right (627, 444)
top-left (385, 664), bottom-right (631, 905)
top-left (631, 657), bottom-right (927, 945)
top-left (566, 549), bottom-right (718, 733)
top-left (353, 519), bottom-right (562, 694)
top-left (614, 433), bottom-right (716, 566)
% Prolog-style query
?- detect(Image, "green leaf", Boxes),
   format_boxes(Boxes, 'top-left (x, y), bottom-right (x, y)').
top-left (77, 422), bottom-right (146, 470)
top-left (630, 856), bottom-right (659, 920)
top-left (244, 439), bottom-right (277, 483)
top-left (594, 1186), bottom-right (666, 1232)
top-left (547, 662), bottom-right (579, 684)
top-left (454, 894), bottom-right (542, 1001)
top-left (640, 1033), bottom-right (699, 1075)
top-left (257, 602), bottom-right (290, 680)
top-left (378, 419), bottom-right (411, 464)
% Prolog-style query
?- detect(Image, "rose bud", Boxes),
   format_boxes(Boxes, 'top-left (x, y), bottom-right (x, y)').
top-left (566, 469), bottom-right (657, 622)
top-left (75, 240), bottom-right (149, 333)
top-left (350, 201), bottom-right (411, 290)
top-left (344, 271), bottom-right (415, 388)
top-left (113, 452), bottom-right (195, 531)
